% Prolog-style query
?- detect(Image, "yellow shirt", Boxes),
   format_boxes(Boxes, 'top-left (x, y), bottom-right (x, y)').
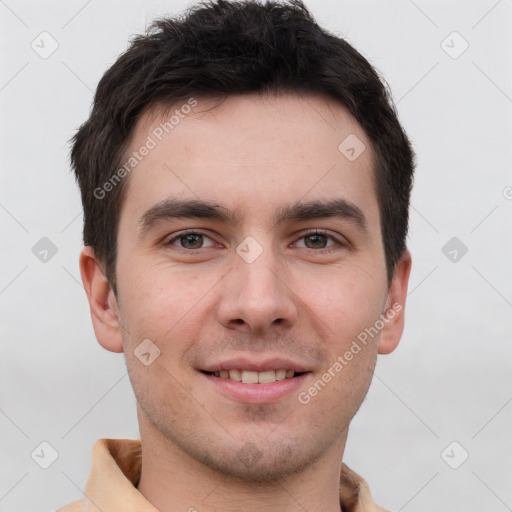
top-left (57, 438), bottom-right (388, 512)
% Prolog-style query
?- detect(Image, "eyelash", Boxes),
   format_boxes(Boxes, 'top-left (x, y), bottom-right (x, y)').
top-left (164, 229), bottom-right (345, 253)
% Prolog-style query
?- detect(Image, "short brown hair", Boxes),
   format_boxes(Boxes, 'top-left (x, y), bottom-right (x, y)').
top-left (70, 0), bottom-right (415, 297)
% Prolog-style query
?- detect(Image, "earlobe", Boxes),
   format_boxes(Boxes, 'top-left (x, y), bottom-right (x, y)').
top-left (378, 249), bottom-right (412, 355)
top-left (78, 246), bottom-right (124, 353)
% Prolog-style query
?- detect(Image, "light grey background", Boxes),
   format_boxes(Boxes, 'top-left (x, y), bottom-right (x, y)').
top-left (1, 0), bottom-right (511, 510)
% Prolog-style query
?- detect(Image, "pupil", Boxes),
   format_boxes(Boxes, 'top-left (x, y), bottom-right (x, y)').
top-left (306, 234), bottom-right (326, 248)
top-left (182, 234), bottom-right (202, 249)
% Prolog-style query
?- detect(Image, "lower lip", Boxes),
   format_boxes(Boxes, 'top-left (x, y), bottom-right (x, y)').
top-left (199, 371), bottom-right (310, 404)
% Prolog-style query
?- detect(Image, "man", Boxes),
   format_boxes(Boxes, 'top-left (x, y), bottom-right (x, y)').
top-left (59, 0), bottom-right (414, 510)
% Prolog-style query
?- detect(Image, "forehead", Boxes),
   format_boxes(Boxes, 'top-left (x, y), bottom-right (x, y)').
top-left (117, 92), bottom-right (379, 233)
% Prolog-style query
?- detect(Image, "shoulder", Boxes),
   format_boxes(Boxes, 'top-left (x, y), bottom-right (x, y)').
top-left (56, 499), bottom-right (84, 511)
top-left (340, 463), bottom-right (390, 512)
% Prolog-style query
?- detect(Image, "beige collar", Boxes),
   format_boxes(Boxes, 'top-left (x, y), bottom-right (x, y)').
top-left (59, 438), bottom-right (387, 512)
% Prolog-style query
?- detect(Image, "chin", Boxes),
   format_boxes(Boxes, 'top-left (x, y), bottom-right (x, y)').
top-left (168, 426), bottom-right (336, 484)
top-left (195, 443), bottom-right (319, 483)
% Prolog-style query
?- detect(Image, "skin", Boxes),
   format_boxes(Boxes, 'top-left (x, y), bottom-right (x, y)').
top-left (79, 92), bottom-right (411, 512)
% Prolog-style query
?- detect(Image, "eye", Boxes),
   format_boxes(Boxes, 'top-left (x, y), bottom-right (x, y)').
top-left (164, 229), bottom-right (346, 252)
top-left (294, 230), bottom-right (342, 251)
top-left (165, 231), bottom-right (217, 250)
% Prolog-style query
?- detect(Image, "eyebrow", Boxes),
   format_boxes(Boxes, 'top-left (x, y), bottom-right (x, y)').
top-left (136, 197), bottom-right (368, 239)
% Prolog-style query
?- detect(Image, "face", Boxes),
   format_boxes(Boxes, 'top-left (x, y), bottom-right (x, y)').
top-left (80, 92), bottom-right (411, 482)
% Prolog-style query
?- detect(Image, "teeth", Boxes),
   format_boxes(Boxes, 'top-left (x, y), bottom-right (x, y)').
top-left (258, 370), bottom-right (276, 383)
top-left (275, 369), bottom-right (287, 381)
top-left (228, 369), bottom-right (242, 381)
top-left (242, 370), bottom-right (259, 384)
top-left (208, 369), bottom-right (298, 383)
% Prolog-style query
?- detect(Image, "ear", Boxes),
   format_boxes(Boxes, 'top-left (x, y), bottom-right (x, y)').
top-left (79, 246), bottom-right (124, 353)
top-left (378, 249), bottom-right (412, 355)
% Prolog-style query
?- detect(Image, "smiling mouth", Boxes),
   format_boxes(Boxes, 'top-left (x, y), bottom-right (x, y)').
top-left (201, 369), bottom-right (308, 384)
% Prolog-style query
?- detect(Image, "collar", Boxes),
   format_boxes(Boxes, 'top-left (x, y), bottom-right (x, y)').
top-left (61, 438), bottom-right (386, 512)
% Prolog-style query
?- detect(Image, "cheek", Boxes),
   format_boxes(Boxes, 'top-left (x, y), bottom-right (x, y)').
top-left (127, 354), bottom-right (200, 431)
top-left (296, 269), bottom-right (383, 399)
top-left (296, 346), bottom-right (377, 437)
top-left (118, 261), bottom-right (220, 340)
top-left (301, 266), bottom-right (383, 333)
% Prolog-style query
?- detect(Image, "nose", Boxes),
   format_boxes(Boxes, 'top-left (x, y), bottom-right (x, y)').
top-left (216, 242), bottom-right (298, 334)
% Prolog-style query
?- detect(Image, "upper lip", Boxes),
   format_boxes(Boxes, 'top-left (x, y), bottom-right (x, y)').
top-left (200, 357), bottom-right (311, 373)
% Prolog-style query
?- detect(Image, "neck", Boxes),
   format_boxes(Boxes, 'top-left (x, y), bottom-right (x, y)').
top-left (136, 414), bottom-right (347, 512)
